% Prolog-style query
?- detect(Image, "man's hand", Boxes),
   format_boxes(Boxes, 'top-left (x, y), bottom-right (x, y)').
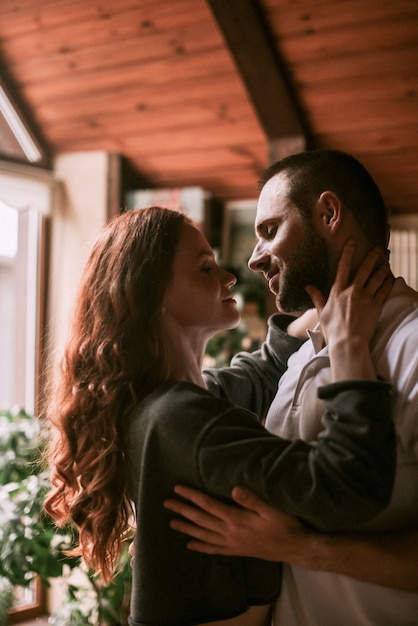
top-left (164, 486), bottom-right (418, 592)
top-left (164, 484), bottom-right (307, 561)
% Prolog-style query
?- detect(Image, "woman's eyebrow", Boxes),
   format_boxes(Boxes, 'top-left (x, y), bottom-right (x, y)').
top-left (198, 250), bottom-right (215, 259)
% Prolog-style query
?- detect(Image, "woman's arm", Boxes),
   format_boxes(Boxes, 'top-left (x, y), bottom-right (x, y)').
top-left (198, 246), bottom-right (396, 529)
top-left (203, 314), bottom-right (305, 419)
top-left (164, 245), bottom-right (398, 551)
top-left (202, 245), bottom-right (393, 416)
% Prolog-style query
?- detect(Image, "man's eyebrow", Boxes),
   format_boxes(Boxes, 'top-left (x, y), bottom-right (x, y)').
top-left (256, 216), bottom-right (282, 233)
top-left (255, 219), bottom-right (275, 234)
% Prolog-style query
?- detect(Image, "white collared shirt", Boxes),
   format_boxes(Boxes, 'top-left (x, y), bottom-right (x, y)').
top-left (265, 277), bottom-right (418, 626)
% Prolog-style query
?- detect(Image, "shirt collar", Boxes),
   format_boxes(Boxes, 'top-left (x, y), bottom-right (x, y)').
top-left (307, 325), bottom-right (326, 353)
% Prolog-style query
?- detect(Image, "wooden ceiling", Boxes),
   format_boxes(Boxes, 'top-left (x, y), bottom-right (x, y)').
top-left (0, 0), bottom-right (417, 215)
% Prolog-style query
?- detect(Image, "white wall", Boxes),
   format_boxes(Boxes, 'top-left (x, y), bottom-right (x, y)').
top-left (47, 151), bottom-right (113, 372)
top-left (46, 150), bottom-right (115, 615)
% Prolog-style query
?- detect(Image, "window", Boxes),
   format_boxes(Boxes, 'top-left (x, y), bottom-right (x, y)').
top-left (0, 164), bottom-right (53, 620)
top-left (390, 214), bottom-right (418, 290)
top-left (0, 190), bottom-right (49, 413)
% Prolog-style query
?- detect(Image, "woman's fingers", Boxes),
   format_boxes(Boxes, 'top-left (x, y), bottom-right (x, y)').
top-left (304, 284), bottom-right (325, 312)
top-left (305, 240), bottom-right (356, 312)
top-left (362, 260), bottom-right (394, 298)
top-left (333, 239), bottom-right (355, 290)
top-left (330, 242), bottom-right (392, 296)
top-left (351, 248), bottom-right (392, 294)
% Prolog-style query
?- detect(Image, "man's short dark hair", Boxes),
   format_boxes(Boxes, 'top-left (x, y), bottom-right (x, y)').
top-left (259, 150), bottom-right (388, 249)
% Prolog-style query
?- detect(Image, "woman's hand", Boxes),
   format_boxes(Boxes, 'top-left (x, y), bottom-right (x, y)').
top-left (306, 241), bottom-right (394, 381)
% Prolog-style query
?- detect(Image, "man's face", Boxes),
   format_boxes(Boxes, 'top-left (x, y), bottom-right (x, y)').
top-left (248, 172), bottom-right (331, 314)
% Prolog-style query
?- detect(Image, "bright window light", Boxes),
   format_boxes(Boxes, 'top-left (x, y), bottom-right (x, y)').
top-left (0, 200), bottom-right (18, 257)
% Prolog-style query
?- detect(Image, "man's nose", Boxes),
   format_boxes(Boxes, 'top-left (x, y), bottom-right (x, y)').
top-left (248, 242), bottom-right (269, 272)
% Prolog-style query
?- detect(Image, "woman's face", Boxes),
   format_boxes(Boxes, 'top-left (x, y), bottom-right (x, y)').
top-left (162, 222), bottom-right (240, 337)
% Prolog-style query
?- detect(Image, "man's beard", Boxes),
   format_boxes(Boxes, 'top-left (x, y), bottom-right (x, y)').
top-left (275, 229), bottom-right (331, 314)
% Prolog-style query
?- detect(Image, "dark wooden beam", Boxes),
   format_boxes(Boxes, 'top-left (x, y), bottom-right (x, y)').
top-left (206, 0), bottom-right (307, 148)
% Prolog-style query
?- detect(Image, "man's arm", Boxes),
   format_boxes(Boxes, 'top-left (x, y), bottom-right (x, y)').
top-left (164, 486), bottom-right (418, 592)
top-left (301, 524), bottom-right (418, 592)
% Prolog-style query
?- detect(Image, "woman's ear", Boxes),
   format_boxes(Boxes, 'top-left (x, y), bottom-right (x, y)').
top-left (313, 191), bottom-right (342, 235)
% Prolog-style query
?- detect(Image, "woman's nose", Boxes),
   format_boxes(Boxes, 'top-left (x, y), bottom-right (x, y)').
top-left (223, 268), bottom-right (237, 287)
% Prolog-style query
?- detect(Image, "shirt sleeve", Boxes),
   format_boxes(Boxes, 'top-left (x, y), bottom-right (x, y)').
top-left (203, 314), bottom-right (306, 420)
top-left (196, 380), bottom-right (396, 531)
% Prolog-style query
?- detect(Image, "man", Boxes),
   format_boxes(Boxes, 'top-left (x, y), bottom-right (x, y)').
top-left (165, 150), bottom-right (418, 625)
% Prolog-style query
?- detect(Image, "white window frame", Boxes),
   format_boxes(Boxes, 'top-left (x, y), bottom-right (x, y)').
top-left (0, 162), bottom-right (54, 413)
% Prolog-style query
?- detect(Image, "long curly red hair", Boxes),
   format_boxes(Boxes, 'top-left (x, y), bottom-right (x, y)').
top-left (44, 206), bottom-right (189, 582)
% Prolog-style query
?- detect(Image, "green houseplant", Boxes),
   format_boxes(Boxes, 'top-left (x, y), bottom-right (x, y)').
top-left (0, 407), bottom-right (131, 625)
top-left (0, 576), bottom-right (14, 623)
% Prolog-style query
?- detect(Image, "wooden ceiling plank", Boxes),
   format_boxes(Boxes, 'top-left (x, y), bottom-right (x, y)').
top-left (278, 17), bottom-right (418, 63)
top-left (307, 103), bottom-right (418, 134)
top-left (47, 97), bottom-right (258, 128)
top-left (264, 0), bottom-right (418, 38)
top-left (134, 169), bottom-right (264, 195)
top-left (0, 0), bottom-right (416, 211)
top-left (354, 152), bottom-right (418, 176)
top-left (5, 25), bottom-right (226, 84)
top-left (151, 165), bottom-right (263, 192)
top-left (50, 117), bottom-right (266, 154)
top-left (0, 1), bottom-right (121, 36)
top-left (33, 82), bottom-right (254, 127)
top-left (19, 50), bottom-right (239, 104)
top-left (293, 47), bottom-right (418, 88)
top-left (32, 74), bottom-right (251, 121)
top-left (0, 1), bottom-right (213, 53)
top-left (0, 0), bottom-right (180, 34)
top-left (306, 100), bottom-right (418, 134)
top-left (40, 102), bottom-right (262, 144)
top-left (314, 125), bottom-right (418, 154)
top-left (206, 0), bottom-right (306, 140)
top-left (135, 144), bottom-right (266, 173)
top-left (0, 0), bottom-right (210, 43)
top-left (300, 75), bottom-right (418, 107)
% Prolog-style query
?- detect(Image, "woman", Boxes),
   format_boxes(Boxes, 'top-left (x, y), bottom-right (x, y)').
top-left (45, 206), bottom-right (395, 626)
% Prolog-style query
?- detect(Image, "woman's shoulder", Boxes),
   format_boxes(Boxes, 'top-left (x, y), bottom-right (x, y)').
top-left (129, 381), bottom-right (236, 432)
top-left (146, 381), bottom-right (219, 408)
top-left (127, 382), bottom-right (256, 468)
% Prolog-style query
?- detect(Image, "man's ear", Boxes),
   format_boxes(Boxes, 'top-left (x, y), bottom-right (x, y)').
top-left (313, 191), bottom-right (342, 235)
